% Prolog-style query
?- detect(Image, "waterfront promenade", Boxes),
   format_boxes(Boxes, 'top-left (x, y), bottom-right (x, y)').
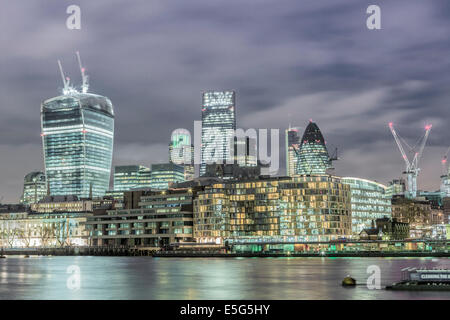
top-left (1, 239), bottom-right (450, 257)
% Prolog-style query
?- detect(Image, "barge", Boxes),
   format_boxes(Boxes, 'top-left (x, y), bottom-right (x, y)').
top-left (386, 267), bottom-right (450, 291)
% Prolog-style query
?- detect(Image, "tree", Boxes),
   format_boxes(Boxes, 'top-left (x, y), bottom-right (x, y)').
top-left (53, 219), bottom-right (70, 247)
top-left (5, 222), bottom-right (20, 248)
top-left (37, 224), bottom-right (53, 247)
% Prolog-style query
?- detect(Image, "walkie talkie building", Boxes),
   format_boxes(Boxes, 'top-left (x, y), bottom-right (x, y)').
top-left (41, 55), bottom-right (114, 198)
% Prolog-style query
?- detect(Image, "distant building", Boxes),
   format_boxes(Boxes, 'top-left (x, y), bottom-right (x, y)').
top-left (360, 217), bottom-right (409, 240)
top-left (150, 163), bottom-right (185, 190)
top-left (41, 92), bottom-right (114, 198)
top-left (386, 178), bottom-right (406, 198)
top-left (419, 191), bottom-right (443, 209)
top-left (376, 217), bottom-right (409, 240)
top-left (20, 171), bottom-right (47, 205)
top-left (105, 190), bottom-right (126, 203)
top-left (113, 165), bottom-right (151, 191)
top-left (86, 189), bottom-right (196, 247)
top-left (0, 204), bottom-right (29, 215)
top-left (342, 177), bottom-right (392, 235)
top-left (440, 172), bottom-right (450, 198)
top-left (200, 90), bottom-right (236, 176)
top-left (296, 121), bottom-right (331, 175)
top-left (31, 195), bottom-right (92, 213)
top-left (233, 136), bottom-right (257, 167)
top-left (431, 224), bottom-right (450, 240)
top-left (202, 163), bottom-right (262, 180)
top-left (169, 129), bottom-right (195, 181)
top-left (285, 126), bottom-right (300, 176)
top-left (443, 197), bottom-right (450, 224)
top-left (359, 227), bottom-right (380, 240)
top-left (391, 196), bottom-right (433, 238)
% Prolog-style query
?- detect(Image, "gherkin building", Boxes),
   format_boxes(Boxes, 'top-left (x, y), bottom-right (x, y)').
top-left (296, 121), bottom-right (331, 175)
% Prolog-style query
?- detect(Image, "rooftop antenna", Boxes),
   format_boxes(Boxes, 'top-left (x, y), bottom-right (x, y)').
top-left (57, 60), bottom-right (71, 93)
top-left (76, 51), bottom-right (89, 93)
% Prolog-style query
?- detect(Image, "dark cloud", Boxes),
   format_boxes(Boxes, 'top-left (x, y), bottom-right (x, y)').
top-left (1, 0), bottom-right (450, 201)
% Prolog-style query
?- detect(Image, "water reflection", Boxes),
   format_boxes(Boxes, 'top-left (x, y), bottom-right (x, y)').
top-left (0, 256), bottom-right (448, 299)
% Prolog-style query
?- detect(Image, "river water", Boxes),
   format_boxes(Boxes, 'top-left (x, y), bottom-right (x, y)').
top-left (0, 256), bottom-right (449, 299)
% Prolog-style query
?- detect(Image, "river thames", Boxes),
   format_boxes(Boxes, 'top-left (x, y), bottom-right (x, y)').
top-left (0, 256), bottom-right (449, 299)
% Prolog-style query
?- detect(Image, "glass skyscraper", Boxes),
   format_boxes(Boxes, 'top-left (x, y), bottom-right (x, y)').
top-left (200, 91), bottom-right (236, 176)
top-left (41, 93), bottom-right (114, 198)
top-left (169, 129), bottom-right (194, 181)
top-left (20, 171), bottom-right (47, 205)
top-left (285, 126), bottom-right (300, 176)
top-left (113, 165), bottom-right (151, 191)
top-left (296, 121), bottom-right (331, 175)
top-left (150, 163), bottom-right (185, 190)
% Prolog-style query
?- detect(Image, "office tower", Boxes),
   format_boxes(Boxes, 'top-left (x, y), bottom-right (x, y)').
top-left (113, 165), bottom-right (151, 191)
top-left (285, 126), bottom-right (300, 176)
top-left (20, 171), bottom-right (47, 205)
top-left (41, 55), bottom-right (114, 198)
top-left (296, 121), bottom-right (331, 175)
top-left (342, 177), bottom-right (392, 235)
top-left (169, 129), bottom-right (195, 181)
top-left (150, 163), bottom-right (185, 190)
top-left (386, 178), bottom-right (406, 199)
top-left (200, 90), bottom-right (236, 176)
top-left (233, 136), bottom-right (257, 167)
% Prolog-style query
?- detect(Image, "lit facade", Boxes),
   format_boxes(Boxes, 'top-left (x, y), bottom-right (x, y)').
top-left (31, 195), bottom-right (93, 213)
top-left (233, 136), bottom-right (257, 167)
top-left (194, 175), bottom-right (352, 242)
top-left (392, 196), bottom-right (433, 238)
top-left (169, 129), bottom-right (195, 181)
top-left (200, 91), bottom-right (236, 176)
top-left (41, 93), bottom-right (114, 198)
top-left (285, 127), bottom-right (300, 176)
top-left (20, 171), bottom-right (47, 205)
top-left (386, 179), bottom-right (406, 198)
top-left (0, 212), bottom-right (90, 247)
top-left (86, 189), bottom-right (195, 246)
top-left (342, 177), bottom-right (392, 235)
top-left (150, 163), bottom-right (185, 190)
top-left (113, 165), bottom-right (151, 191)
top-left (296, 121), bottom-right (331, 175)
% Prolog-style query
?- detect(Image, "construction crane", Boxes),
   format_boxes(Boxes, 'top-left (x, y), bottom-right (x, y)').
top-left (440, 146), bottom-right (450, 197)
top-left (76, 51), bottom-right (89, 93)
top-left (441, 146), bottom-right (450, 176)
top-left (388, 122), bottom-right (432, 199)
top-left (57, 52), bottom-right (89, 95)
top-left (57, 59), bottom-right (70, 94)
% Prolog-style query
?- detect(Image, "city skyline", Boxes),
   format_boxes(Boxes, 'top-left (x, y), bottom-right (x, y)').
top-left (2, 1), bottom-right (450, 202)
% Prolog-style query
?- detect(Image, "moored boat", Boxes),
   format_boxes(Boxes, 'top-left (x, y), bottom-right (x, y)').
top-left (387, 267), bottom-right (450, 291)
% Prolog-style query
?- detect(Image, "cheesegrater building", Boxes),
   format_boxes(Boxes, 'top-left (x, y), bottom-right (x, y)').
top-left (41, 56), bottom-right (114, 198)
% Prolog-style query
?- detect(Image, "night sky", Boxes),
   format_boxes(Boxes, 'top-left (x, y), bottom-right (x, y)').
top-left (1, 0), bottom-right (450, 202)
